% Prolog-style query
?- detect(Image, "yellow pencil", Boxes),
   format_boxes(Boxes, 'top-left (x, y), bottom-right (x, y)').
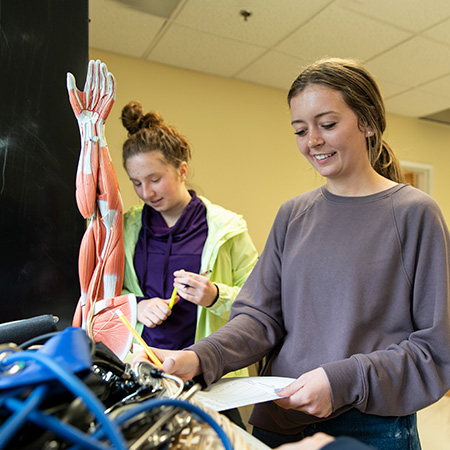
top-left (168, 287), bottom-right (177, 309)
top-left (115, 310), bottom-right (163, 368)
top-left (169, 269), bottom-right (185, 309)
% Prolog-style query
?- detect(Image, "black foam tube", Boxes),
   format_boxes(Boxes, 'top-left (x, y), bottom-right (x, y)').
top-left (0, 315), bottom-right (59, 345)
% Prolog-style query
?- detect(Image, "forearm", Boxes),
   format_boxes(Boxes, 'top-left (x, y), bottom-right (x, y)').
top-left (189, 313), bottom-right (282, 386)
top-left (323, 338), bottom-right (450, 415)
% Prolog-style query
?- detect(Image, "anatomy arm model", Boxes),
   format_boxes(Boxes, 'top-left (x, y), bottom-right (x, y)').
top-left (67, 60), bottom-right (136, 360)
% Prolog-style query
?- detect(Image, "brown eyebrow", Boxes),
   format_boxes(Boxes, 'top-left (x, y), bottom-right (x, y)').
top-left (291, 110), bottom-right (337, 126)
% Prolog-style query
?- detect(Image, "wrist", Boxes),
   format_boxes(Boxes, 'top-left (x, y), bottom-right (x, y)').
top-left (207, 284), bottom-right (219, 308)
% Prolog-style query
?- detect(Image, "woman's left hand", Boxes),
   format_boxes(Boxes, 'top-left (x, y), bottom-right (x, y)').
top-left (173, 270), bottom-right (218, 307)
top-left (274, 368), bottom-right (333, 418)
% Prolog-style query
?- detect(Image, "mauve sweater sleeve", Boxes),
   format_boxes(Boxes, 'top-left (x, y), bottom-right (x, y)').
top-left (189, 204), bottom-right (290, 385)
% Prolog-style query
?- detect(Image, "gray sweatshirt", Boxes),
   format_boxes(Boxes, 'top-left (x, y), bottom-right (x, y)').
top-left (190, 184), bottom-right (450, 434)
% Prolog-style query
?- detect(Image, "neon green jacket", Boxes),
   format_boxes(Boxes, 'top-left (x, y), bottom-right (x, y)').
top-left (122, 196), bottom-right (259, 376)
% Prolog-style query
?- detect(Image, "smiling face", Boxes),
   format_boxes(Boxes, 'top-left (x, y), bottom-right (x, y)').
top-left (125, 150), bottom-right (191, 225)
top-left (290, 84), bottom-right (373, 192)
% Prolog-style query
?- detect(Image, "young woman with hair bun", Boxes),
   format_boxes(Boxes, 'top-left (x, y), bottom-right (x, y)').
top-left (120, 102), bottom-right (258, 407)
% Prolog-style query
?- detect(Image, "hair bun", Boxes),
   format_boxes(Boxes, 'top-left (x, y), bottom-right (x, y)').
top-left (140, 111), bottom-right (164, 129)
top-left (121, 101), bottom-right (166, 135)
top-left (121, 100), bottom-right (144, 135)
top-left (121, 102), bottom-right (192, 166)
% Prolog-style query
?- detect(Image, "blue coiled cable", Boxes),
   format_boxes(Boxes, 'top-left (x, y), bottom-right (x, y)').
top-left (0, 384), bottom-right (48, 447)
top-left (0, 352), bottom-right (234, 450)
top-left (0, 351), bottom-right (126, 450)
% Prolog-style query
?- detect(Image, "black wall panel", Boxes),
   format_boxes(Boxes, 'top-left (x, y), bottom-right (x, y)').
top-left (0, 0), bottom-right (88, 327)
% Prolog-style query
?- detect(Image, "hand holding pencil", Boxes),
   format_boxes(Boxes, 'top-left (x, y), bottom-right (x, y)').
top-left (116, 310), bottom-right (163, 368)
top-left (172, 269), bottom-right (217, 308)
top-left (117, 307), bottom-right (201, 380)
top-left (132, 345), bottom-right (202, 383)
top-left (133, 269), bottom-right (214, 329)
top-left (136, 296), bottom-right (177, 328)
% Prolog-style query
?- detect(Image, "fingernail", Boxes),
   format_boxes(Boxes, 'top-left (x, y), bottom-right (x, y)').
top-left (274, 388), bottom-right (282, 393)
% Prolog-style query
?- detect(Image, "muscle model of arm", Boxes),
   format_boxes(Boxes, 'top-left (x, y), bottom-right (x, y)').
top-left (67, 60), bottom-right (136, 359)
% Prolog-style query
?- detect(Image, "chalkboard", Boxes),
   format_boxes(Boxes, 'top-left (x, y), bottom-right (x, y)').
top-left (0, 0), bottom-right (88, 328)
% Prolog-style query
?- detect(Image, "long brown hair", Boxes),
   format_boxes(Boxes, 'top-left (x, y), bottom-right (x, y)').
top-left (288, 58), bottom-right (404, 183)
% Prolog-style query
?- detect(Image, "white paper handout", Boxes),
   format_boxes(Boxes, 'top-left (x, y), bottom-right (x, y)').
top-left (194, 376), bottom-right (296, 411)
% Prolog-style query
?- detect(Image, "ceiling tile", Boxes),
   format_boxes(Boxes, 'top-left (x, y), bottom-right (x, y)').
top-left (173, 0), bottom-right (333, 47)
top-left (366, 36), bottom-right (450, 87)
top-left (377, 79), bottom-right (412, 100)
top-left (236, 51), bottom-right (308, 91)
top-left (385, 88), bottom-right (450, 117)
top-left (276, 3), bottom-right (411, 63)
top-left (423, 18), bottom-right (450, 46)
top-left (419, 74), bottom-right (450, 99)
top-left (89, 0), bottom-right (165, 57)
top-left (148, 24), bottom-right (267, 77)
top-left (341, 0), bottom-right (450, 32)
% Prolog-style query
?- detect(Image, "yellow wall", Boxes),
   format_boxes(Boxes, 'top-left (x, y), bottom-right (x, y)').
top-left (89, 48), bottom-right (450, 253)
top-left (385, 114), bottom-right (450, 217)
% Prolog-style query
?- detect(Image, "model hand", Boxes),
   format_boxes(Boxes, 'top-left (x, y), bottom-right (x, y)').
top-left (137, 297), bottom-right (178, 328)
top-left (275, 433), bottom-right (335, 450)
top-left (66, 59), bottom-right (116, 126)
top-left (173, 270), bottom-right (218, 307)
top-left (274, 368), bottom-right (333, 418)
top-left (133, 348), bottom-right (201, 382)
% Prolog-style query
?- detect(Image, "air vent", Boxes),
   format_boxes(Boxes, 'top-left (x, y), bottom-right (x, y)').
top-left (111, 0), bottom-right (182, 18)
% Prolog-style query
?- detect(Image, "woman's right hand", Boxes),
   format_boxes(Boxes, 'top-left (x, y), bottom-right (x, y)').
top-left (134, 349), bottom-right (201, 382)
top-left (137, 297), bottom-right (178, 328)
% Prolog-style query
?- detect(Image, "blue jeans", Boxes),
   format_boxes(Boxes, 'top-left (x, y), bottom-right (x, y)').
top-left (252, 409), bottom-right (421, 450)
